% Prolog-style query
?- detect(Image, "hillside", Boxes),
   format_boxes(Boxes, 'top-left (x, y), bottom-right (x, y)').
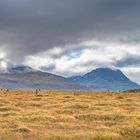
top-left (0, 66), bottom-right (83, 90)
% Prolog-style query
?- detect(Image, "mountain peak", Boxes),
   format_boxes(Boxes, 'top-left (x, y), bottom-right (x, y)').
top-left (84, 67), bottom-right (129, 82)
top-left (91, 67), bottom-right (121, 73)
top-left (69, 67), bottom-right (140, 91)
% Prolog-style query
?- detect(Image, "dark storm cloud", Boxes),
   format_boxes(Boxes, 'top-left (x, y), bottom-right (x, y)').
top-left (0, 0), bottom-right (140, 62)
top-left (1, 0), bottom-right (140, 83)
top-left (117, 55), bottom-right (140, 67)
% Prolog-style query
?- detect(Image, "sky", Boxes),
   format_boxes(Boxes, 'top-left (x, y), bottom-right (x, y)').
top-left (0, 0), bottom-right (140, 83)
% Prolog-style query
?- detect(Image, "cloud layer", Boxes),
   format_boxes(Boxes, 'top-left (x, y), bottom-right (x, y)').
top-left (0, 0), bottom-right (140, 83)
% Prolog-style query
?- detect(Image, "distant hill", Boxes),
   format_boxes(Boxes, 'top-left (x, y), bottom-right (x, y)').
top-left (0, 66), bottom-right (83, 90)
top-left (68, 68), bottom-right (140, 91)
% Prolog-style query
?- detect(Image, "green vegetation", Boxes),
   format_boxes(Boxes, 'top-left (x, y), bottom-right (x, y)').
top-left (124, 88), bottom-right (140, 93)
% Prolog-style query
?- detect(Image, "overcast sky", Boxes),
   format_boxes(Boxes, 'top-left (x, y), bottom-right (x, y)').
top-left (0, 0), bottom-right (140, 83)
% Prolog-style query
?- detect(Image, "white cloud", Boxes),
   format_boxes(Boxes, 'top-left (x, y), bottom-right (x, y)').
top-left (23, 39), bottom-right (140, 84)
top-left (0, 51), bottom-right (9, 72)
top-left (121, 67), bottom-right (140, 83)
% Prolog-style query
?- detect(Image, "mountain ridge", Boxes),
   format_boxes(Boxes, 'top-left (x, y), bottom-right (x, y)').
top-left (0, 66), bottom-right (84, 90)
top-left (0, 66), bottom-right (139, 91)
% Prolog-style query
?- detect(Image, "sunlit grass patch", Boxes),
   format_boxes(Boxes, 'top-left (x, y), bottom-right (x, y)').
top-left (120, 126), bottom-right (140, 139)
top-left (20, 115), bottom-right (56, 123)
top-left (85, 131), bottom-right (123, 140)
top-left (0, 132), bottom-right (19, 140)
top-left (75, 113), bottom-right (127, 122)
top-left (66, 103), bottom-right (90, 110)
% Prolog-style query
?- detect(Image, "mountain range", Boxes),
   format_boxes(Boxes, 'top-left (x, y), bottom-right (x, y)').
top-left (0, 66), bottom-right (139, 91)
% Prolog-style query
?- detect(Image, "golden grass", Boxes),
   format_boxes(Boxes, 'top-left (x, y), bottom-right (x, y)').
top-left (0, 90), bottom-right (140, 140)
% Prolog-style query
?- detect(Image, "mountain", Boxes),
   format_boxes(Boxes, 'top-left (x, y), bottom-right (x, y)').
top-left (0, 66), bottom-right (83, 90)
top-left (68, 68), bottom-right (140, 91)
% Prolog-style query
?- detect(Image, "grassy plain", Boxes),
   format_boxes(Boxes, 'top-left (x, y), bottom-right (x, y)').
top-left (0, 90), bottom-right (140, 140)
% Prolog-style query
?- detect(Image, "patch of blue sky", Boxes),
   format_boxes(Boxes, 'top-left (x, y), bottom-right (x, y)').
top-left (67, 51), bottom-right (82, 60)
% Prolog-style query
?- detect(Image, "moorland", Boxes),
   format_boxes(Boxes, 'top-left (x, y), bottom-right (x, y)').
top-left (0, 90), bottom-right (140, 140)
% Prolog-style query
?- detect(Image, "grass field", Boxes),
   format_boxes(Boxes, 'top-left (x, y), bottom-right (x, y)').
top-left (0, 90), bottom-right (140, 140)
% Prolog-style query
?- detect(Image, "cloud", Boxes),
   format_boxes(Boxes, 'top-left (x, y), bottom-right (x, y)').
top-left (24, 40), bottom-right (140, 79)
top-left (117, 55), bottom-right (140, 67)
top-left (121, 67), bottom-right (140, 84)
top-left (0, 0), bottom-right (140, 82)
